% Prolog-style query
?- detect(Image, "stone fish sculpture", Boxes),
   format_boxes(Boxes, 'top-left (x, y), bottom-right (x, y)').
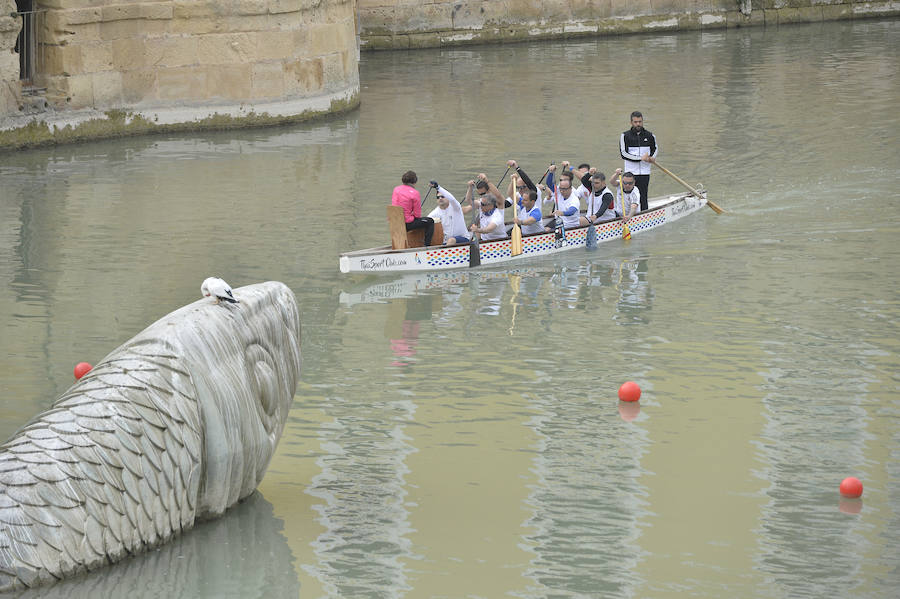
top-left (0, 281), bottom-right (301, 592)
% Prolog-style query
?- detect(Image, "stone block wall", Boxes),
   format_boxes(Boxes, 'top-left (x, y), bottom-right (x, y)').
top-left (0, 0), bottom-right (360, 147)
top-left (357, 0), bottom-right (900, 49)
top-left (38, 0), bottom-right (358, 111)
top-left (0, 1), bottom-right (20, 114)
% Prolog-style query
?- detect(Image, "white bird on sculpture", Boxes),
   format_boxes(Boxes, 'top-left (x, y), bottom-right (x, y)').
top-left (201, 277), bottom-right (239, 304)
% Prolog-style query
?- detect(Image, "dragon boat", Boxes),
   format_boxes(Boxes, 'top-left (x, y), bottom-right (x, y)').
top-left (339, 190), bottom-right (707, 274)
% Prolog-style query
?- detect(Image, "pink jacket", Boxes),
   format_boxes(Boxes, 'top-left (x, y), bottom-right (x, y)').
top-left (391, 184), bottom-right (421, 223)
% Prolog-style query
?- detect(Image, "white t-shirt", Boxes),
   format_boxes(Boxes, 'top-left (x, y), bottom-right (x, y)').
top-left (551, 189), bottom-right (582, 228)
top-left (427, 186), bottom-right (468, 242)
top-left (616, 187), bottom-right (641, 217)
top-left (478, 207), bottom-right (507, 240)
top-left (517, 203), bottom-right (544, 235)
top-left (575, 184), bottom-right (591, 201)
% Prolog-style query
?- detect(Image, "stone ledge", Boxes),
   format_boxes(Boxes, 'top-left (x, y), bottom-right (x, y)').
top-left (359, 1), bottom-right (900, 49)
top-left (0, 84), bottom-right (360, 152)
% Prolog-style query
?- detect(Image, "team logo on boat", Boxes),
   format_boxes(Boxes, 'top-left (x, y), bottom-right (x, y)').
top-left (360, 256), bottom-right (409, 271)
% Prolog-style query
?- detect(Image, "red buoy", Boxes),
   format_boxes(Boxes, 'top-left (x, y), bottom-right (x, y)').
top-left (74, 362), bottom-right (92, 380)
top-left (618, 381), bottom-right (641, 402)
top-left (839, 477), bottom-right (863, 498)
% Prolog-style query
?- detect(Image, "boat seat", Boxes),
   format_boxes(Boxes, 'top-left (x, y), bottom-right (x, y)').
top-left (386, 205), bottom-right (443, 249)
top-left (387, 205), bottom-right (409, 249)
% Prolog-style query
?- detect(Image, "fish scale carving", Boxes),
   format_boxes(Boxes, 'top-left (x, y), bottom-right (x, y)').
top-left (0, 350), bottom-right (202, 589)
top-left (0, 281), bottom-right (301, 592)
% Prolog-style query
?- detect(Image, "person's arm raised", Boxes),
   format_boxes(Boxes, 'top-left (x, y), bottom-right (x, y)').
top-left (438, 185), bottom-right (458, 205)
top-left (512, 162), bottom-right (537, 193)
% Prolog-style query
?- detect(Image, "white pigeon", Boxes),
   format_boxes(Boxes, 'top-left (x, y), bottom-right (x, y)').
top-left (201, 277), bottom-right (239, 304)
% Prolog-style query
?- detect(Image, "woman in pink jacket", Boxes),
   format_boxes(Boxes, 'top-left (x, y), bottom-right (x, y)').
top-left (391, 170), bottom-right (434, 246)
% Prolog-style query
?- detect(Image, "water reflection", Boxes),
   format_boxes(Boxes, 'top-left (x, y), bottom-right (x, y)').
top-left (387, 295), bottom-right (434, 367)
top-left (521, 388), bottom-right (650, 597)
top-left (304, 400), bottom-right (417, 597)
top-left (755, 351), bottom-right (879, 598)
top-left (339, 258), bottom-right (653, 319)
top-left (21, 492), bottom-right (300, 599)
top-left (618, 400), bottom-right (642, 423)
top-left (838, 498), bottom-right (863, 515)
top-left (612, 259), bottom-right (654, 326)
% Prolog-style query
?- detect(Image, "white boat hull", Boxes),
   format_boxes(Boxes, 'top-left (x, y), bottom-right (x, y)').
top-left (339, 192), bottom-right (705, 274)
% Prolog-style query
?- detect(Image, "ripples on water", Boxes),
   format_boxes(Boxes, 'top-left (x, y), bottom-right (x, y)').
top-left (1, 18), bottom-right (899, 599)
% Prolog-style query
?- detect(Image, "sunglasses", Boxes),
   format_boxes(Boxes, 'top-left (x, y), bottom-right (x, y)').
top-left (436, 194), bottom-right (445, 199)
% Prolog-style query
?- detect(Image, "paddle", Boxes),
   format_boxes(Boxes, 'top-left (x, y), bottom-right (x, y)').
top-left (421, 183), bottom-right (434, 211)
top-left (655, 162), bottom-right (724, 214)
top-left (468, 169), bottom-right (505, 268)
top-left (620, 172), bottom-right (632, 241)
top-left (510, 174), bottom-right (523, 256)
top-left (496, 166), bottom-right (511, 189)
top-left (538, 165), bottom-right (552, 184)
top-left (508, 273), bottom-right (521, 336)
top-left (585, 173), bottom-right (598, 250)
top-left (551, 165), bottom-right (566, 247)
top-left (586, 216), bottom-right (598, 250)
top-left (468, 180), bottom-right (481, 267)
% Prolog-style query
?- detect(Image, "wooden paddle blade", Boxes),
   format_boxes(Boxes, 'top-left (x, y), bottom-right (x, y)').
top-left (622, 222), bottom-right (632, 240)
top-left (511, 224), bottom-right (523, 256)
top-left (656, 162), bottom-right (725, 214)
top-left (586, 224), bottom-right (597, 250)
top-left (706, 198), bottom-right (725, 214)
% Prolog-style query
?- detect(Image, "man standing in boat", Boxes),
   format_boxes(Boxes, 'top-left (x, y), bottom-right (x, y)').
top-left (619, 111), bottom-right (658, 212)
top-left (391, 170), bottom-right (434, 246)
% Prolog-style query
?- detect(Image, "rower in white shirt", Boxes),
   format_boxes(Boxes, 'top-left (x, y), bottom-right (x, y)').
top-left (427, 181), bottom-right (471, 245)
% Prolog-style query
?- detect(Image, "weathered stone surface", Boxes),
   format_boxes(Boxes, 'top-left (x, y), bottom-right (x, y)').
top-left (285, 56), bottom-right (324, 94)
top-left (155, 36), bottom-right (201, 68)
top-left (62, 73), bottom-right (95, 107)
top-left (0, 282), bottom-right (301, 593)
top-left (156, 65), bottom-right (207, 100)
top-left (254, 30), bottom-right (296, 61)
top-left (42, 44), bottom-right (84, 76)
top-left (196, 32), bottom-right (255, 65)
top-left (820, 3), bottom-right (852, 18)
top-left (250, 61), bottom-right (285, 98)
top-left (121, 68), bottom-right (157, 103)
top-left (207, 63), bottom-right (253, 99)
top-left (100, 16), bottom-right (170, 41)
top-left (80, 41), bottom-right (115, 72)
top-left (91, 69), bottom-right (124, 104)
top-left (358, 0), bottom-right (900, 49)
